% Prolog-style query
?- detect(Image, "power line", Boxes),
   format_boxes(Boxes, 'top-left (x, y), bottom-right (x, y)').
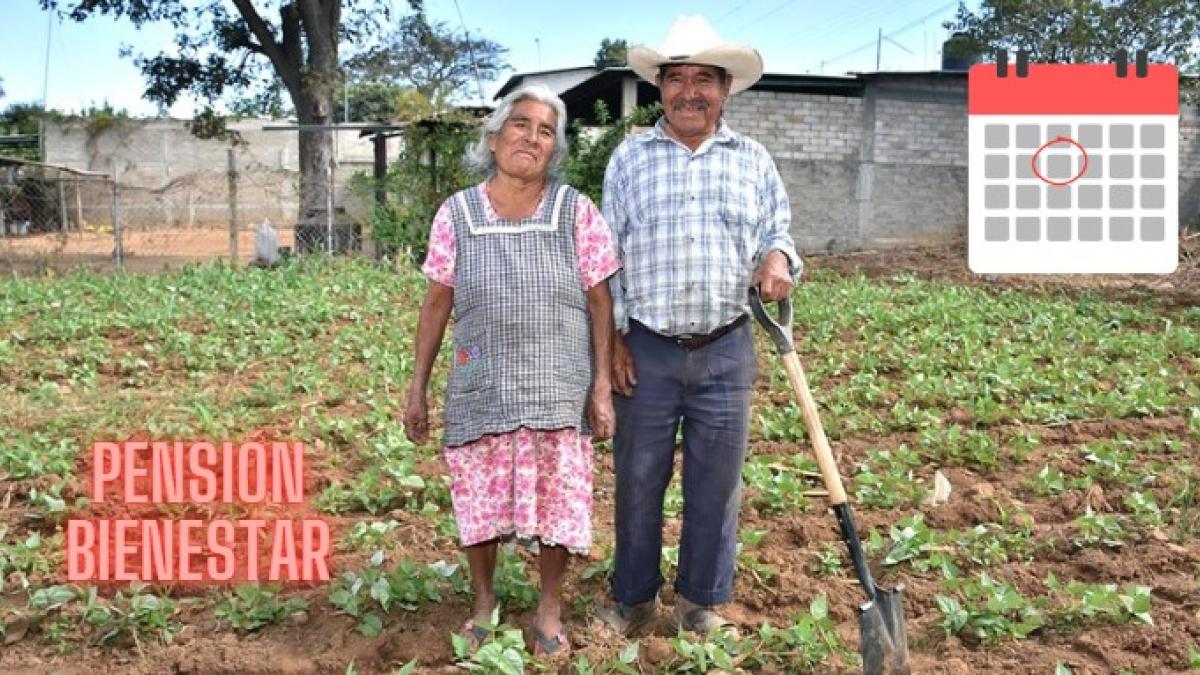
top-left (42, 10), bottom-right (53, 105)
top-left (452, 0), bottom-right (487, 106)
top-left (715, 1), bottom-right (759, 23)
top-left (816, 0), bottom-right (957, 72)
top-left (731, 0), bottom-right (797, 36)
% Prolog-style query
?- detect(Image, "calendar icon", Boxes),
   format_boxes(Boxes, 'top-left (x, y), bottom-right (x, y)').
top-left (968, 52), bottom-right (1179, 273)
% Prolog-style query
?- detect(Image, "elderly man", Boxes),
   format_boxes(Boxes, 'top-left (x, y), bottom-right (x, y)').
top-left (596, 16), bottom-right (801, 637)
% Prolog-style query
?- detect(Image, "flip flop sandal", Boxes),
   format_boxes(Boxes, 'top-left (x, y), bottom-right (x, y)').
top-left (458, 619), bottom-right (491, 651)
top-left (672, 605), bottom-right (738, 638)
top-left (531, 626), bottom-right (570, 658)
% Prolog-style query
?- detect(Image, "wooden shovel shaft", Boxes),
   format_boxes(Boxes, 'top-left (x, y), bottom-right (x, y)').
top-left (780, 351), bottom-right (849, 505)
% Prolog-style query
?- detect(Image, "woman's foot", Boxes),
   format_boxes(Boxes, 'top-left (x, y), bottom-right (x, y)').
top-left (530, 624), bottom-right (570, 658)
top-left (532, 597), bottom-right (563, 644)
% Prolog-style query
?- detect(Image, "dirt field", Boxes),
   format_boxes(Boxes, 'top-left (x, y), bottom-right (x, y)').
top-left (0, 238), bottom-right (1198, 674)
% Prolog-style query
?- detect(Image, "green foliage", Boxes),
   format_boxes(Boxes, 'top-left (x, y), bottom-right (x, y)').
top-left (346, 10), bottom-right (508, 109)
top-left (944, 0), bottom-right (1199, 72)
top-left (495, 553), bottom-right (540, 611)
top-left (215, 585), bottom-right (309, 633)
top-left (75, 584), bottom-right (182, 647)
top-left (742, 454), bottom-right (815, 514)
top-left (339, 520), bottom-right (403, 551)
top-left (354, 117), bottom-right (479, 263)
top-left (450, 612), bottom-right (531, 675)
top-left (328, 551), bottom-right (466, 635)
top-left (594, 38), bottom-right (628, 68)
top-left (185, 106), bottom-right (244, 145)
top-left (936, 574), bottom-right (1046, 644)
top-left (853, 446), bottom-right (924, 509)
top-left (937, 572), bottom-right (1154, 645)
top-left (0, 102), bottom-right (46, 160)
top-left (561, 100), bottom-right (662, 204)
top-left (0, 530), bottom-right (56, 590)
top-left (1073, 508), bottom-right (1126, 548)
top-left (663, 596), bottom-right (852, 672)
top-left (573, 641), bottom-right (642, 674)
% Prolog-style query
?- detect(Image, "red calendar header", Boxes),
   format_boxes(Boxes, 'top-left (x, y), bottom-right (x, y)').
top-left (969, 63), bottom-right (1179, 115)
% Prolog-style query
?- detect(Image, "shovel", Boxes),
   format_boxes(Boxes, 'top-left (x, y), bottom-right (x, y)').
top-left (750, 288), bottom-right (910, 675)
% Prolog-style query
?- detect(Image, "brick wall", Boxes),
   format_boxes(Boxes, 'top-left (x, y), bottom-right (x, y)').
top-left (725, 73), bottom-right (1200, 252)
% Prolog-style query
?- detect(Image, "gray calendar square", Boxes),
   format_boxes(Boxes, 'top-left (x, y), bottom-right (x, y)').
top-left (1015, 217), bottom-right (1040, 241)
top-left (1110, 185), bottom-right (1134, 209)
top-left (1078, 217), bottom-right (1103, 241)
top-left (1141, 217), bottom-right (1165, 241)
top-left (1077, 124), bottom-right (1103, 148)
top-left (1110, 154), bottom-right (1134, 179)
top-left (985, 185), bottom-right (1008, 208)
top-left (1046, 154), bottom-right (1073, 180)
top-left (984, 125), bottom-right (1009, 148)
top-left (984, 155), bottom-right (1008, 179)
top-left (1047, 187), bottom-right (1071, 209)
top-left (1015, 154), bottom-right (1035, 179)
top-left (1141, 124), bottom-right (1165, 148)
top-left (1141, 185), bottom-right (1165, 209)
top-left (1016, 124), bottom-right (1041, 148)
top-left (1141, 155), bottom-right (1165, 179)
top-left (1078, 185), bottom-right (1103, 209)
top-left (1047, 124), bottom-right (1071, 140)
top-left (1082, 155), bottom-right (1102, 180)
top-left (1016, 185), bottom-right (1040, 208)
top-left (1047, 217), bottom-right (1072, 241)
top-left (984, 217), bottom-right (1009, 241)
top-left (1110, 124), bottom-right (1135, 148)
top-left (1110, 217), bottom-right (1134, 241)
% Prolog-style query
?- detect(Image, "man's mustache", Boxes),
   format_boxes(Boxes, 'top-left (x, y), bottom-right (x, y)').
top-left (672, 100), bottom-right (709, 111)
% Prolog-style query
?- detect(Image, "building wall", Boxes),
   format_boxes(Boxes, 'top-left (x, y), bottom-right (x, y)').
top-left (726, 74), bottom-right (1200, 252)
top-left (42, 119), bottom-right (398, 229)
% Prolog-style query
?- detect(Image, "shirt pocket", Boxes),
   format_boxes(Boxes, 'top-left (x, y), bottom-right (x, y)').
top-left (718, 169), bottom-right (760, 230)
top-left (448, 325), bottom-right (492, 396)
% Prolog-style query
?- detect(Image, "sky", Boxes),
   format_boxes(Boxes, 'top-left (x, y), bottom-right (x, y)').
top-left (0, 0), bottom-right (973, 118)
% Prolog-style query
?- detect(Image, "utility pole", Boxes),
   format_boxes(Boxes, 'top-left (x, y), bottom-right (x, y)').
top-left (876, 28), bottom-right (882, 70)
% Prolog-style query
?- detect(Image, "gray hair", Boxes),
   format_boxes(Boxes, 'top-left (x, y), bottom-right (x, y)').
top-left (468, 84), bottom-right (569, 177)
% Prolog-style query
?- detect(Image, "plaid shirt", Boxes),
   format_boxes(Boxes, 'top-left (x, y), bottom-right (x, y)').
top-left (602, 117), bottom-right (801, 336)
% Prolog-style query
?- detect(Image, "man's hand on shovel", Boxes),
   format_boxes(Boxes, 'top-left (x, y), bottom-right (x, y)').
top-left (751, 250), bottom-right (794, 302)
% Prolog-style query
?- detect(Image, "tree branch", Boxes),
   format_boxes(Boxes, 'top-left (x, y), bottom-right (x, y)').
top-left (297, 0), bottom-right (335, 69)
top-left (230, 0), bottom-right (300, 94)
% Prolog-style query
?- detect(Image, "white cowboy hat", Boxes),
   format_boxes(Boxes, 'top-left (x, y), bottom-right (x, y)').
top-left (627, 15), bottom-right (764, 94)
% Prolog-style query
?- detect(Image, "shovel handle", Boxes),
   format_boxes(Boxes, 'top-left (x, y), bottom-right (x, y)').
top-left (779, 352), bottom-right (849, 505)
top-left (749, 289), bottom-right (849, 506)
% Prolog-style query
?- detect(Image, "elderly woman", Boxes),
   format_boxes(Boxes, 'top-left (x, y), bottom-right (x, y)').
top-left (403, 84), bottom-right (619, 657)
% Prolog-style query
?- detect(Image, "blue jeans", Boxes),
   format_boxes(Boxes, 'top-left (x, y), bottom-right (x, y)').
top-left (611, 320), bottom-right (756, 606)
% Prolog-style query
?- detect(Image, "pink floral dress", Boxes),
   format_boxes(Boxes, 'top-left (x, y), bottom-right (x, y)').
top-left (422, 182), bottom-right (620, 555)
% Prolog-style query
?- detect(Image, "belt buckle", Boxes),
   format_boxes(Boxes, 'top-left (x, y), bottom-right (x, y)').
top-left (673, 333), bottom-right (700, 349)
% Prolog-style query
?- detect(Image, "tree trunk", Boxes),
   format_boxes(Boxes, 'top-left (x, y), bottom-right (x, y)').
top-left (296, 89), bottom-right (334, 231)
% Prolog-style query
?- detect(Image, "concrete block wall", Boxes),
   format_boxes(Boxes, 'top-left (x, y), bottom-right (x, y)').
top-left (727, 74), bottom-right (1200, 252)
top-left (43, 119), bottom-right (396, 229)
top-left (1180, 105), bottom-right (1200, 227)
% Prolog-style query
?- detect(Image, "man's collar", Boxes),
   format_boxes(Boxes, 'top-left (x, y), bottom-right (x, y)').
top-left (644, 117), bottom-right (737, 147)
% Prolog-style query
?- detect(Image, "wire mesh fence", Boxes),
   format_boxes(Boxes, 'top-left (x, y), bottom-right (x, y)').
top-left (1, 131), bottom-right (379, 274)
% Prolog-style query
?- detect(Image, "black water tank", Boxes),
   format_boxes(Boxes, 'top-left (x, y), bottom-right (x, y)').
top-left (942, 32), bottom-right (981, 71)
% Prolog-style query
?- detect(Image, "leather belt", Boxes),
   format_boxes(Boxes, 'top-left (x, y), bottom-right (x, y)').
top-left (633, 314), bottom-right (749, 350)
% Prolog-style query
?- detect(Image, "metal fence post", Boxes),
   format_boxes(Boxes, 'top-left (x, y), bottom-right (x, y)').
top-left (111, 162), bottom-right (123, 267)
top-left (228, 148), bottom-right (239, 261)
top-left (58, 177), bottom-right (68, 234)
top-left (325, 160), bottom-right (333, 255)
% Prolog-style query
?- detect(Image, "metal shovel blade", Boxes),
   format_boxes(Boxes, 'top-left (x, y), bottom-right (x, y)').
top-left (859, 584), bottom-right (910, 675)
